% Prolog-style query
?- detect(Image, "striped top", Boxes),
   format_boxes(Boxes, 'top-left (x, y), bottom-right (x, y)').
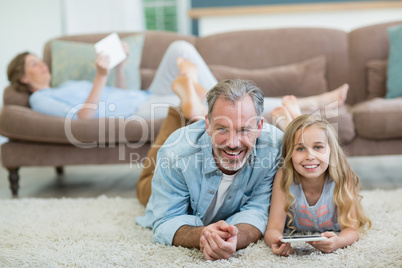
top-left (286, 175), bottom-right (341, 233)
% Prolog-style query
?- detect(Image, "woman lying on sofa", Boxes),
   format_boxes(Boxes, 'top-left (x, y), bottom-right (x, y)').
top-left (7, 40), bottom-right (348, 121)
top-left (7, 41), bottom-right (217, 120)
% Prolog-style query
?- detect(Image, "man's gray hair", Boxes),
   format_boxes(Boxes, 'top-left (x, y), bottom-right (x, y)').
top-left (206, 79), bottom-right (264, 120)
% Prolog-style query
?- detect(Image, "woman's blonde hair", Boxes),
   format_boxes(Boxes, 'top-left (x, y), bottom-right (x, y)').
top-left (280, 114), bottom-right (371, 233)
top-left (7, 51), bottom-right (32, 94)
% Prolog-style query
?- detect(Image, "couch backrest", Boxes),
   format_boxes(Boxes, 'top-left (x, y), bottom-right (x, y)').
top-left (43, 31), bottom-right (196, 71)
top-left (348, 20), bottom-right (402, 104)
top-left (195, 27), bottom-right (349, 98)
top-left (42, 31), bottom-right (196, 90)
top-left (137, 31), bottom-right (196, 88)
top-left (43, 33), bottom-right (139, 73)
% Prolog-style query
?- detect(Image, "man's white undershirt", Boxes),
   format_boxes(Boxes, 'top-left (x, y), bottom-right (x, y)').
top-left (204, 172), bottom-right (238, 225)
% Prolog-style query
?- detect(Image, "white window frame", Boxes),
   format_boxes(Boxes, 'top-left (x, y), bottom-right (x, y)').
top-left (143, 0), bottom-right (190, 34)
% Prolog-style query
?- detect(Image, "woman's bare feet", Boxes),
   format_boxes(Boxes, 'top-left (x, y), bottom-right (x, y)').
top-left (176, 57), bottom-right (207, 100)
top-left (270, 84), bottom-right (349, 131)
top-left (297, 83), bottom-right (349, 112)
top-left (177, 57), bottom-right (198, 82)
top-left (270, 106), bottom-right (293, 132)
top-left (193, 83), bottom-right (207, 100)
top-left (318, 83), bottom-right (349, 106)
top-left (171, 76), bottom-right (206, 120)
top-left (282, 95), bottom-right (302, 119)
top-left (333, 83), bottom-right (349, 106)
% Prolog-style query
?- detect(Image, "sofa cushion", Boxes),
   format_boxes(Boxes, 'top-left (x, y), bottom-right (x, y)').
top-left (51, 33), bottom-right (144, 89)
top-left (209, 56), bottom-right (328, 97)
top-left (0, 105), bottom-right (164, 145)
top-left (386, 24), bottom-right (402, 99)
top-left (366, 59), bottom-right (387, 99)
top-left (352, 98), bottom-right (402, 139)
top-left (348, 21), bottom-right (402, 104)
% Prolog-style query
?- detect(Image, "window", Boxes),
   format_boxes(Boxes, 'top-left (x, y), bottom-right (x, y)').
top-left (143, 0), bottom-right (178, 32)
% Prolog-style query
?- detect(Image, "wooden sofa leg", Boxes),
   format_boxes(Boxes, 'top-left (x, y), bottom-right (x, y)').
top-left (55, 166), bottom-right (64, 175)
top-left (7, 167), bottom-right (20, 197)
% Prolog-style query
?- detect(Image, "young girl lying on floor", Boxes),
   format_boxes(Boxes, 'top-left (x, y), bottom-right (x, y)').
top-left (264, 111), bottom-right (371, 256)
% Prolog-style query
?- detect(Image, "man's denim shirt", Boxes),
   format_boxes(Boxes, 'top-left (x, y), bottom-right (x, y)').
top-left (136, 120), bottom-right (283, 245)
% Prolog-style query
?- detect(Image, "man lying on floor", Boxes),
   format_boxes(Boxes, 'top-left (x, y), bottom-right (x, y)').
top-left (136, 79), bottom-right (282, 260)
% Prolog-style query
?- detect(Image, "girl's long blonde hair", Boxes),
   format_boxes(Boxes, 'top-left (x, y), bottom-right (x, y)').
top-left (280, 114), bottom-right (371, 233)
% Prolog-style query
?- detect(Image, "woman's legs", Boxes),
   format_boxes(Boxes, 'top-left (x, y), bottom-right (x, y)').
top-left (270, 106), bottom-right (293, 132)
top-left (136, 98), bottom-right (204, 206)
top-left (137, 59), bottom-right (207, 206)
top-left (270, 96), bottom-right (302, 132)
top-left (269, 84), bottom-right (349, 132)
top-left (176, 57), bottom-right (208, 100)
top-left (147, 40), bottom-right (217, 95)
top-left (136, 106), bottom-right (189, 206)
top-left (282, 95), bottom-right (302, 119)
top-left (296, 83), bottom-right (349, 113)
top-left (171, 76), bottom-right (207, 121)
top-left (263, 83), bottom-right (349, 115)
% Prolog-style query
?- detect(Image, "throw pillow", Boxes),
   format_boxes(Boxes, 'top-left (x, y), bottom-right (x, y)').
top-left (386, 24), bottom-right (402, 98)
top-left (366, 59), bottom-right (387, 99)
top-left (209, 55), bottom-right (327, 97)
top-left (51, 33), bottom-right (144, 89)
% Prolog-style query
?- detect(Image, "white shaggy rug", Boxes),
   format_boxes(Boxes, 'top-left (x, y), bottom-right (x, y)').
top-left (0, 189), bottom-right (401, 267)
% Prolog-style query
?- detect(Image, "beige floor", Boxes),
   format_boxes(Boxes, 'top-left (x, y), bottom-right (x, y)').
top-left (0, 155), bottom-right (401, 199)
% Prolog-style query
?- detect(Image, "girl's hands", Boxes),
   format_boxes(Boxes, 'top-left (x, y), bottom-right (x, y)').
top-left (308, 232), bottom-right (339, 253)
top-left (95, 53), bottom-right (110, 76)
top-left (271, 237), bottom-right (293, 257)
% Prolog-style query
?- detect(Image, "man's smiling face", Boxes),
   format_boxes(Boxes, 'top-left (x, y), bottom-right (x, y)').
top-left (206, 95), bottom-right (263, 175)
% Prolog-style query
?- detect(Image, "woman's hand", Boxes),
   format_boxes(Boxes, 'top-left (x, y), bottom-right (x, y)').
top-left (95, 53), bottom-right (110, 77)
top-left (116, 42), bottom-right (130, 69)
top-left (114, 41), bottom-right (129, 89)
top-left (271, 237), bottom-right (293, 257)
top-left (78, 53), bottom-right (109, 119)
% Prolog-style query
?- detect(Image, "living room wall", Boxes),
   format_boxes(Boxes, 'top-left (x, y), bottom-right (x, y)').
top-left (0, 0), bottom-right (62, 108)
top-left (0, 0), bottom-right (144, 109)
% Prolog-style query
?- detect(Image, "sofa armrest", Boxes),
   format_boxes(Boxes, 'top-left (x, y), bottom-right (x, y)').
top-left (3, 85), bottom-right (30, 107)
top-left (352, 98), bottom-right (402, 139)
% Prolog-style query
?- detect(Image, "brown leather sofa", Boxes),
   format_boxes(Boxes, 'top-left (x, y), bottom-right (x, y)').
top-left (1, 21), bottom-right (402, 196)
